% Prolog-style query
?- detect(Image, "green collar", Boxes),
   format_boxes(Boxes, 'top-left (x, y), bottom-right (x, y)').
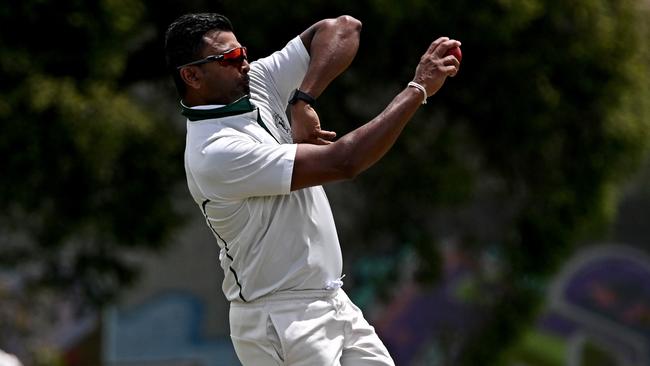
top-left (181, 95), bottom-right (280, 143)
top-left (181, 96), bottom-right (256, 121)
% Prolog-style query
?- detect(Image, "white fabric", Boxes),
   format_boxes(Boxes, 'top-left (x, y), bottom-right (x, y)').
top-left (249, 37), bottom-right (310, 144)
top-left (184, 37), bottom-right (343, 303)
top-left (229, 289), bottom-right (395, 366)
top-left (0, 350), bottom-right (22, 366)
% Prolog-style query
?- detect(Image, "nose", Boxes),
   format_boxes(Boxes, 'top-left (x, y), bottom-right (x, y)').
top-left (241, 59), bottom-right (250, 73)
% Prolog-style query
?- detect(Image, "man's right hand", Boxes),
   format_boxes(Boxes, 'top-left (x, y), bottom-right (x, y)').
top-left (412, 37), bottom-right (461, 97)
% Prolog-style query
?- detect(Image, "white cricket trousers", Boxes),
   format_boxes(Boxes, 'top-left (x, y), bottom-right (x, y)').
top-left (229, 288), bottom-right (395, 366)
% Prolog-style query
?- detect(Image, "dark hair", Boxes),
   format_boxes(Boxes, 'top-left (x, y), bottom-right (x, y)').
top-left (164, 13), bottom-right (234, 97)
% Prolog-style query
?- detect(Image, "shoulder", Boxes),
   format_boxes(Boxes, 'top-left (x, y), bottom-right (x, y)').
top-left (250, 36), bottom-right (309, 71)
top-left (186, 115), bottom-right (262, 147)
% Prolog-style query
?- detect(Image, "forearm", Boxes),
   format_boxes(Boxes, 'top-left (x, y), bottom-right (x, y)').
top-left (330, 36), bottom-right (462, 174)
top-left (298, 15), bottom-right (361, 97)
top-left (291, 87), bottom-right (423, 190)
top-left (290, 36), bottom-right (461, 191)
top-left (335, 87), bottom-right (422, 176)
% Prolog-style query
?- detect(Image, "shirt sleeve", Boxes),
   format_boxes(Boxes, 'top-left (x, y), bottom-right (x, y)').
top-left (248, 36), bottom-right (310, 109)
top-left (190, 132), bottom-right (297, 200)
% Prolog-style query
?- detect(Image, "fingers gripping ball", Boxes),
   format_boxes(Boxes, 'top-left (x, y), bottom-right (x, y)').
top-left (445, 46), bottom-right (462, 62)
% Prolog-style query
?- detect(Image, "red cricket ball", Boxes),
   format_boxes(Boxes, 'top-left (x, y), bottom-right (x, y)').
top-left (445, 47), bottom-right (462, 62)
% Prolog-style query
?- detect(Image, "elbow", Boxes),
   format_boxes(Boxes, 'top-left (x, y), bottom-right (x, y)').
top-left (335, 15), bottom-right (362, 35)
top-left (338, 156), bottom-right (363, 181)
top-left (323, 15), bottom-right (361, 37)
top-left (333, 137), bottom-right (371, 181)
top-left (329, 140), bottom-right (361, 181)
top-left (339, 164), bottom-right (360, 181)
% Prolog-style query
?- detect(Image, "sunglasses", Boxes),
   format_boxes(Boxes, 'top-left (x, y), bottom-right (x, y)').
top-left (176, 46), bottom-right (248, 69)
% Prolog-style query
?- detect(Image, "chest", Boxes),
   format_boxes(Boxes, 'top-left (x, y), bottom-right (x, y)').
top-left (257, 107), bottom-right (293, 144)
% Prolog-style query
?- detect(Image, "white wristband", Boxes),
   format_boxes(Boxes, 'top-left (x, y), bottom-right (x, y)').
top-left (407, 81), bottom-right (428, 104)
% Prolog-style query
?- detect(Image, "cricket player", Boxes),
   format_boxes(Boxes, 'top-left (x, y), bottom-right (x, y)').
top-left (164, 12), bottom-right (460, 365)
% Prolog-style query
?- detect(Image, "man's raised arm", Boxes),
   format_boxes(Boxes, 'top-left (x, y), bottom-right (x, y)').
top-left (290, 16), bottom-right (362, 144)
top-left (290, 37), bottom-right (461, 191)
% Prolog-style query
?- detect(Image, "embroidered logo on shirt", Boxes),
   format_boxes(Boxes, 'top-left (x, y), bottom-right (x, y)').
top-left (273, 111), bottom-right (291, 135)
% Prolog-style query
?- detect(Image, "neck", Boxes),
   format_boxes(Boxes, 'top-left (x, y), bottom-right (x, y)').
top-left (183, 91), bottom-right (244, 107)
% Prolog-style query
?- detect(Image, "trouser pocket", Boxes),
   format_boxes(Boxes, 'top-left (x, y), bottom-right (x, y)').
top-left (266, 313), bottom-right (286, 364)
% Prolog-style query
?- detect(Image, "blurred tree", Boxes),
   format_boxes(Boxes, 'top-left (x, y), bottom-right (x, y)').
top-left (0, 0), bottom-right (184, 312)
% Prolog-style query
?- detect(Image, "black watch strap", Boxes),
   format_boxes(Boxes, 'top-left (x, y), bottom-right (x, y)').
top-left (288, 89), bottom-right (316, 106)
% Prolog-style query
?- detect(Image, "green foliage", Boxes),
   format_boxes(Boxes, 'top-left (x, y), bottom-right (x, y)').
top-left (0, 0), bottom-right (184, 308)
top-left (502, 329), bottom-right (566, 366)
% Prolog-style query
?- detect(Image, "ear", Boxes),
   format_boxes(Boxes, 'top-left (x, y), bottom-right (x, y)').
top-left (179, 67), bottom-right (202, 90)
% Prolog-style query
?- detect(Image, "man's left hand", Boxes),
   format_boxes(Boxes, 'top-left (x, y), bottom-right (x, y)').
top-left (290, 102), bottom-right (336, 144)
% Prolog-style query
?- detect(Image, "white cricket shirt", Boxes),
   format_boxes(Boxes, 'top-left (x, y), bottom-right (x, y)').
top-left (183, 37), bottom-right (343, 303)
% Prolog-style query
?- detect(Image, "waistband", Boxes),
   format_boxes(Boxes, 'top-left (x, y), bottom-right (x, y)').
top-left (230, 288), bottom-right (340, 307)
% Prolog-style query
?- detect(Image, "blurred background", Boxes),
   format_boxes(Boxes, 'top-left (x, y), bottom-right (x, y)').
top-left (1, 0), bottom-right (649, 365)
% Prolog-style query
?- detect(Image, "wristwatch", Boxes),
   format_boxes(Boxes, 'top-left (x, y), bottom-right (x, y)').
top-left (288, 89), bottom-right (316, 106)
